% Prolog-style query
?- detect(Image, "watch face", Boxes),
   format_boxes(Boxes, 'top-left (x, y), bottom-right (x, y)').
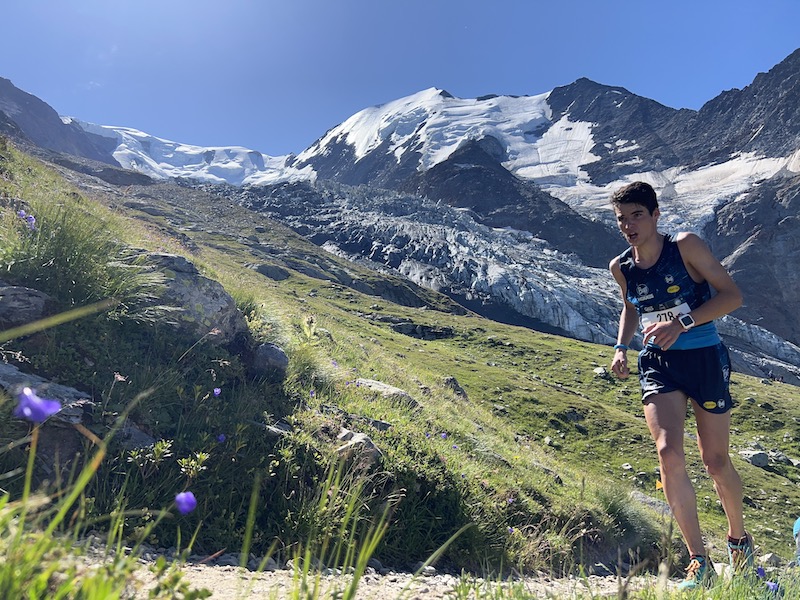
top-left (679, 314), bottom-right (694, 328)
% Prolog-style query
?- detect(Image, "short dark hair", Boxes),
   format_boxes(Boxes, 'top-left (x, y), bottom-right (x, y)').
top-left (611, 181), bottom-right (658, 214)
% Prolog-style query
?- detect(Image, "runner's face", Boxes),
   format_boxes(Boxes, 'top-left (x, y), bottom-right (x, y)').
top-left (614, 203), bottom-right (659, 246)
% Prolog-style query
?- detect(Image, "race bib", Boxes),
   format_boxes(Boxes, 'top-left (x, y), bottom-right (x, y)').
top-left (640, 302), bottom-right (691, 329)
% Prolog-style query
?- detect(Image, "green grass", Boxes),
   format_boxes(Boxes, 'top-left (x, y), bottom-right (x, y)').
top-left (2, 134), bottom-right (800, 598)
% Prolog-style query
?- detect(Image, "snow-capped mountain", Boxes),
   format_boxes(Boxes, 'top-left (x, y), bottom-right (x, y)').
top-left (2, 48), bottom-right (800, 382)
top-left (64, 119), bottom-right (311, 186)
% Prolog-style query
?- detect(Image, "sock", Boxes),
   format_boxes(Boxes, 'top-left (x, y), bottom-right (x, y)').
top-left (690, 554), bottom-right (706, 563)
top-left (727, 534), bottom-right (749, 547)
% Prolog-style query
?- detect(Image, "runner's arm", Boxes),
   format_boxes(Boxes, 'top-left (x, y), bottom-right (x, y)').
top-left (610, 257), bottom-right (637, 378)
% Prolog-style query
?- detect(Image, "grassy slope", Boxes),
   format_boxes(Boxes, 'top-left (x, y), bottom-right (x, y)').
top-left (3, 139), bottom-right (800, 572)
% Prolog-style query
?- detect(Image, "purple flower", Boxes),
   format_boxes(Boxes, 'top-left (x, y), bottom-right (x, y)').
top-left (14, 387), bottom-right (61, 423)
top-left (17, 210), bottom-right (26, 218)
top-left (216, 433), bottom-right (226, 443)
top-left (440, 433), bottom-right (447, 439)
top-left (309, 389), bottom-right (315, 397)
top-left (766, 581), bottom-right (779, 593)
top-left (213, 387), bottom-right (221, 397)
top-left (175, 491), bottom-right (197, 515)
top-left (757, 566), bottom-right (766, 579)
top-left (25, 215), bottom-right (36, 230)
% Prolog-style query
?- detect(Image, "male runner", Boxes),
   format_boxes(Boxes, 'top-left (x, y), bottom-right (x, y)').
top-left (608, 181), bottom-right (752, 590)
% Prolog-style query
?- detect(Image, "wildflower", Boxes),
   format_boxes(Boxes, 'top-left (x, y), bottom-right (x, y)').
top-left (440, 432), bottom-right (447, 439)
top-left (507, 497), bottom-right (515, 504)
top-left (14, 387), bottom-right (61, 423)
top-left (331, 360), bottom-right (338, 367)
top-left (217, 433), bottom-right (226, 443)
top-left (310, 389), bottom-right (315, 397)
top-left (508, 527), bottom-right (514, 533)
top-left (17, 209), bottom-right (26, 218)
top-left (213, 387), bottom-right (221, 397)
top-left (25, 215), bottom-right (35, 230)
top-left (452, 444), bottom-right (458, 449)
top-left (766, 581), bottom-right (779, 593)
top-left (175, 491), bottom-right (197, 515)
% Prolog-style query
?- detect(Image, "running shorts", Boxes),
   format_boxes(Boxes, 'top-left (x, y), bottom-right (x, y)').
top-left (637, 342), bottom-right (733, 414)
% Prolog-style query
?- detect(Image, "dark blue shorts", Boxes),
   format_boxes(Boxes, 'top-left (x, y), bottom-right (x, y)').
top-left (637, 343), bottom-right (733, 413)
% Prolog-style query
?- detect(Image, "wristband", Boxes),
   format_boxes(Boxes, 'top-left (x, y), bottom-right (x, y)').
top-left (613, 343), bottom-right (629, 351)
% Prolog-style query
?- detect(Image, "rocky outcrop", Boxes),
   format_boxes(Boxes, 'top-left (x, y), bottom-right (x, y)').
top-left (1, 250), bottom-right (293, 481)
top-left (144, 252), bottom-right (249, 346)
top-left (0, 362), bottom-right (156, 482)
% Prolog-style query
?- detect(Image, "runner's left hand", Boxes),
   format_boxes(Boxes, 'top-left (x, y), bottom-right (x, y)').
top-left (642, 320), bottom-right (683, 350)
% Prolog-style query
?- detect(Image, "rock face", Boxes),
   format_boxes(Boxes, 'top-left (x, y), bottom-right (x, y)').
top-left (0, 77), bottom-right (116, 164)
top-left (145, 252), bottom-right (249, 346)
top-left (707, 174), bottom-right (800, 348)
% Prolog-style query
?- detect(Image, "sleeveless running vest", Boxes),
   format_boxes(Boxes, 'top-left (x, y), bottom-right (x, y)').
top-left (618, 234), bottom-right (720, 350)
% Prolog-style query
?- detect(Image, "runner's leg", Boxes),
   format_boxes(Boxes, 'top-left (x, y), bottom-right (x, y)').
top-left (693, 407), bottom-right (745, 539)
top-left (644, 390), bottom-right (705, 555)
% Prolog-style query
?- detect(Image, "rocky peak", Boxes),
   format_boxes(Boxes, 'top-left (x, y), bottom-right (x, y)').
top-left (0, 77), bottom-right (117, 164)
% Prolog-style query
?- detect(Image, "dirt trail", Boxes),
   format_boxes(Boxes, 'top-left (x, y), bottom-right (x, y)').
top-left (131, 561), bottom-right (671, 599)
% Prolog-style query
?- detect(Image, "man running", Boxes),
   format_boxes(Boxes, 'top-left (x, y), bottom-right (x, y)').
top-left (608, 181), bottom-right (752, 590)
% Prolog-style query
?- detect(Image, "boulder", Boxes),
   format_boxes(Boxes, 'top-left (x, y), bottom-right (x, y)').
top-left (250, 343), bottom-right (290, 378)
top-left (739, 450), bottom-right (769, 468)
top-left (145, 252), bottom-right (249, 345)
top-left (0, 284), bottom-right (54, 329)
top-left (354, 378), bottom-right (420, 409)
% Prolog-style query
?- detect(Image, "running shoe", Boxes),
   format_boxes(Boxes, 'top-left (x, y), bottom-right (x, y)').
top-left (678, 555), bottom-right (713, 591)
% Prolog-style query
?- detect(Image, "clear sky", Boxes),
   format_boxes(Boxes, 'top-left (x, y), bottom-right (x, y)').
top-left (3, 0), bottom-right (799, 156)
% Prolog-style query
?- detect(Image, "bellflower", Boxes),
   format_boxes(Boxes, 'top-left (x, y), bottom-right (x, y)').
top-left (213, 387), bottom-right (221, 397)
top-left (14, 387), bottom-right (61, 423)
top-left (216, 433), bottom-right (226, 443)
top-left (765, 581), bottom-right (779, 593)
top-left (175, 491), bottom-right (197, 515)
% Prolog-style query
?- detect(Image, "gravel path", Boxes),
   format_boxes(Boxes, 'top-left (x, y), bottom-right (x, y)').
top-left (130, 559), bottom-right (672, 599)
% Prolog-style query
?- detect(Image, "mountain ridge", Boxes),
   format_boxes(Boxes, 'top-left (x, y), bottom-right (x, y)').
top-left (2, 49), bottom-right (800, 383)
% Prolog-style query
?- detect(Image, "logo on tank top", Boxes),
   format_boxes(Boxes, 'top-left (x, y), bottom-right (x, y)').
top-left (636, 283), bottom-right (654, 301)
top-left (663, 275), bottom-right (680, 294)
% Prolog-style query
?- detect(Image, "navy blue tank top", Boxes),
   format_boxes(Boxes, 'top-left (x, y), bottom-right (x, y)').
top-left (618, 234), bottom-right (720, 349)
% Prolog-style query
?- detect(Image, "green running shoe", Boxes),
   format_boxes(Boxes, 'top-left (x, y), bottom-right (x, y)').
top-left (678, 555), bottom-right (713, 591)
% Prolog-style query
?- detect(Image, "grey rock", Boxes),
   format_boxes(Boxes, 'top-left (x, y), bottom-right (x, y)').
top-left (249, 263), bottom-right (290, 281)
top-left (145, 252), bottom-right (249, 346)
top-left (251, 342), bottom-right (290, 376)
top-left (739, 450), bottom-right (770, 468)
top-left (355, 378), bottom-right (419, 409)
top-left (335, 430), bottom-right (383, 468)
top-left (0, 285), bottom-right (54, 329)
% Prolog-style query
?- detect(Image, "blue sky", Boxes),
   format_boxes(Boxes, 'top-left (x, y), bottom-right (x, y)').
top-left (3, 0), bottom-right (799, 156)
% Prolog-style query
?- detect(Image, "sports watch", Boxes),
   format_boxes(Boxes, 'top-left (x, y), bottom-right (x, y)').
top-left (677, 313), bottom-right (696, 330)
